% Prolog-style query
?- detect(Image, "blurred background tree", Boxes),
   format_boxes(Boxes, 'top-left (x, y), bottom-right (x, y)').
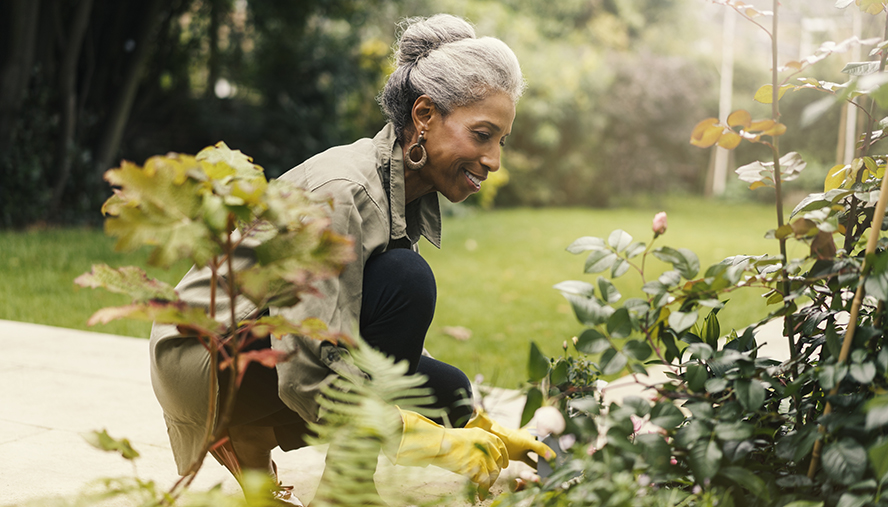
top-left (0, 0), bottom-right (870, 227)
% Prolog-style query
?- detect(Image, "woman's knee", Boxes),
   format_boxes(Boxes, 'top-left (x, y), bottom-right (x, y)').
top-left (362, 249), bottom-right (436, 326)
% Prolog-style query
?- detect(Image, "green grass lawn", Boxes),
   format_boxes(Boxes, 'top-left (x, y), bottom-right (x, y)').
top-left (0, 198), bottom-right (803, 388)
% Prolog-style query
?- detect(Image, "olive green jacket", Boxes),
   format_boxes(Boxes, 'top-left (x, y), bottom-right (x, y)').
top-left (149, 124), bottom-right (442, 474)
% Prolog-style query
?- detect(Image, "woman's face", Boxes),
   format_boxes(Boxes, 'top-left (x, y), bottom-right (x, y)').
top-left (420, 91), bottom-right (516, 203)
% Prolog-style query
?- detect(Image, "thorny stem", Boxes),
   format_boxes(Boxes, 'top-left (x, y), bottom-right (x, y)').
top-left (808, 9), bottom-right (888, 481)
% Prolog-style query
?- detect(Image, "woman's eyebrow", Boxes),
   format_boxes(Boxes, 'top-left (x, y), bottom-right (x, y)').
top-left (479, 120), bottom-right (503, 133)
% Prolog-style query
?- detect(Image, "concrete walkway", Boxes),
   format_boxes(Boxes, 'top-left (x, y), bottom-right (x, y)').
top-left (0, 318), bottom-right (790, 506)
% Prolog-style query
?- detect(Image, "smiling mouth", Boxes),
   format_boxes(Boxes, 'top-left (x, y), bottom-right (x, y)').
top-left (464, 169), bottom-right (482, 190)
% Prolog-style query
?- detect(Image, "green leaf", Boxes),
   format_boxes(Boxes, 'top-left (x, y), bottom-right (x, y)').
top-left (624, 241), bottom-right (647, 259)
top-left (849, 361), bottom-right (876, 384)
top-left (528, 342), bottom-right (550, 382)
top-left (597, 277), bottom-right (621, 303)
top-left (842, 61), bottom-right (881, 76)
top-left (868, 437), bottom-right (888, 480)
top-left (607, 307), bottom-right (632, 339)
top-left (865, 250), bottom-right (888, 301)
top-left (653, 246), bottom-right (700, 279)
top-left (823, 438), bottom-right (868, 486)
top-left (611, 257), bottom-right (630, 278)
top-left (553, 280), bottom-right (596, 298)
top-left (686, 342), bottom-right (714, 361)
top-left (623, 340), bottom-right (652, 361)
top-left (705, 377), bottom-right (729, 393)
top-left (676, 419), bottom-right (712, 449)
top-left (608, 229), bottom-right (633, 252)
top-left (563, 294), bottom-right (614, 326)
top-left (686, 364), bottom-right (708, 392)
top-left (197, 141), bottom-right (264, 179)
top-left (566, 236), bottom-right (607, 254)
top-left (658, 270), bottom-right (682, 287)
top-left (86, 301), bottom-right (225, 335)
top-left (818, 363), bottom-right (849, 390)
top-left (584, 250), bottom-right (617, 273)
top-left (600, 348), bottom-right (628, 375)
top-left (866, 395), bottom-right (888, 430)
top-left (575, 328), bottom-right (610, 354)
top-left (825, 322), bottom-right (842, 358)
top-left (718, 466), bottom-right (770, 502)
top-left (734, 379), bottom-right (766, 411)
top-left (714, 421), bottom-right (754, 441)
top-left (689, 439), bottom-right (722, 482)
top-left (636, 433), bottom-right (673, 471)
top-left (83, 429), bottom-right (141, 460)
top-left (75, 264), bottom-right (177, 302)
top-left (520, 387), bottom-right (543, 427)
top-left (669, 310), bottom-right (698, 334)
top-left (650, 401), bottom-right (685, 429)
top-left (550, 360), bottom-right (569, 385)
top-left (836, 493), bottom-right (869, 507)
top-left (781, 502), bottom-right (823, 507)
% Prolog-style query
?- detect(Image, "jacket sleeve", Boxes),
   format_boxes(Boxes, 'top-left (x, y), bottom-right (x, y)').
top-left (272, 177), bottom-right (389, 421)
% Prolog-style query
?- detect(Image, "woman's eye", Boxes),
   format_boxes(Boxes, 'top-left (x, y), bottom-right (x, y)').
top-left (474, 131), bottom-right (491, 142)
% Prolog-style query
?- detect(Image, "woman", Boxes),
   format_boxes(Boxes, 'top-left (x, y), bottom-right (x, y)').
top-left (149, 13), bottom-right (552, 505)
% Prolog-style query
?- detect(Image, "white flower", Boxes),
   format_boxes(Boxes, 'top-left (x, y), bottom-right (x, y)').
top-left (559, 433), bottom-right (576, 451)
top-left (535, 406), bottom-right (566, 436)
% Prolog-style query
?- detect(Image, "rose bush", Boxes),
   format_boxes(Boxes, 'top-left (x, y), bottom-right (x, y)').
top-left (494, 1), bottom-right (888, 506)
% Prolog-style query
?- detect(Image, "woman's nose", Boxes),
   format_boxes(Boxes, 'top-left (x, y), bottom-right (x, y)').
top-left (481, 146), bottom-right (501, 172)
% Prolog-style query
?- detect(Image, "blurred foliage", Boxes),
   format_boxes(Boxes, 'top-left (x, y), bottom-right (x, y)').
top-left (0, 0), bottom-right (870, 226)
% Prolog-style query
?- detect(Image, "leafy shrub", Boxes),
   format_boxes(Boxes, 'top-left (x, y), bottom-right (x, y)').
top-left (495, 2), bottom-right (888, 506)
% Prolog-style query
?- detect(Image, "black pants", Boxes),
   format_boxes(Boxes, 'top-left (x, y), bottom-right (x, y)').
top-left (224, 248), bottom-right (473, 450)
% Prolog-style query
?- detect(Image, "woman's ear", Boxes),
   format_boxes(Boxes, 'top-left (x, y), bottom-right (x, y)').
top-left (411, 95), bottom-right (436, 133)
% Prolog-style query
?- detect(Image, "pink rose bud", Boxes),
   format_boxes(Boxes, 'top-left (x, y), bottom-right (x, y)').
top-left (534, 406), bottom-right (566, 436)
top-left (652, 212), bottom-right (668, 236)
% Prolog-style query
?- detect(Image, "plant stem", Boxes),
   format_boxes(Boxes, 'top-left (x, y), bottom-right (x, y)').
top-left (768, 0), bottom-right (796, 364)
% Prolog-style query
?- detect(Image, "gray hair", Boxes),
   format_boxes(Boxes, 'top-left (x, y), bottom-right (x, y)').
top-left (378, 14), bottom-right (525, 139)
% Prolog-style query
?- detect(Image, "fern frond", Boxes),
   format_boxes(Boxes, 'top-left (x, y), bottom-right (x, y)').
top-left (308, 337), bottom-right (443, 507)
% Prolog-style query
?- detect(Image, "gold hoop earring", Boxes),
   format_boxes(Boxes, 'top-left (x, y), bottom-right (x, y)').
top-left (405, 130), bottom-right (427, 170)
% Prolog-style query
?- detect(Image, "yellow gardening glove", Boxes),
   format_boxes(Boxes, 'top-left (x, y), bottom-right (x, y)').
top-left (466, 408), bottom-right (556, 468)
top-left (387, 407), bottom-right (509, 493)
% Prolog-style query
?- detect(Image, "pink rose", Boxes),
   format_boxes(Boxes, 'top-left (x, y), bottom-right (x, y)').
top-left (652, 212), bottom-right (668, 236)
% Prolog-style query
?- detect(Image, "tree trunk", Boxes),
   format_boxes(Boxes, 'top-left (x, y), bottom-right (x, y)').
top-left (0, 0), bottom-right (41, 152)
top-left (206, 0), bottom-right (222, 98)
top-left (47, 0), bottom-right (94, 219)
top-left (93, 0), bottom-right (162, 178)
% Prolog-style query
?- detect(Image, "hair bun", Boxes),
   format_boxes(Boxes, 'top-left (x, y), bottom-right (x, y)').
top-left (395, 14), bottom-right (476, 66)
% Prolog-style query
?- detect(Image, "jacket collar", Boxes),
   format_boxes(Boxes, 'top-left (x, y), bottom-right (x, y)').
top-left (376, 124), bottom-right (442, 249)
